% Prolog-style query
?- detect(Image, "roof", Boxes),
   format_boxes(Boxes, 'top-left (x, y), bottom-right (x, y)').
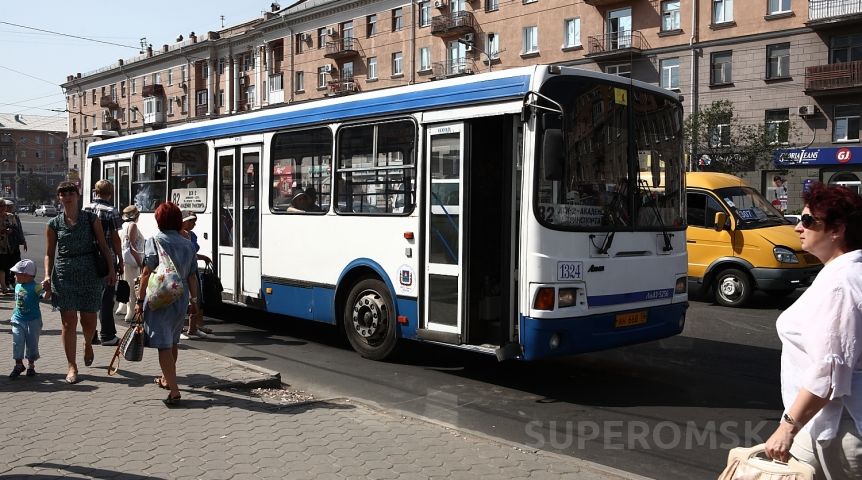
top-left (0, 114), bottom-right (67, 133)
top-left (686, 172), bottom-right (749, 190)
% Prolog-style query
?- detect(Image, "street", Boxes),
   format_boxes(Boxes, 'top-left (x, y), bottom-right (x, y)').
top-left (19, 215), bottom-right (792, 480)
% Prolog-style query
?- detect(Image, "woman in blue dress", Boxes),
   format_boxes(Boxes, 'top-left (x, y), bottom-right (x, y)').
top-left (133, 202), bottom-right (199, 405)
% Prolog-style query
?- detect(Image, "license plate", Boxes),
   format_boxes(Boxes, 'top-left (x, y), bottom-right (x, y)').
top-left (615, 311), bottom-right (647, 328)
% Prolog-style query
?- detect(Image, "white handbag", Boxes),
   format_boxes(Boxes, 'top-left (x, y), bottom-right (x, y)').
top-left (718, 444), bottom-right (814, 480)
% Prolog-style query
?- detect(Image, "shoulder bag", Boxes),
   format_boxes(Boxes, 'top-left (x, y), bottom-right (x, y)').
top-left (718, 444), bottom-right (814, 480)
top-left (145, 239), bottom-right (185, 310)
top-left (107, 311), bottom-right (145, 376)
top-left (201, 260), bottom-right (223, 308)
top-left (88, 211), bottom-right (109, 277)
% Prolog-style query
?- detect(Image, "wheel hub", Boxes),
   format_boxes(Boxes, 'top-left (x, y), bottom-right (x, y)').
top-left (352, 291), bottom-right (387, 338)
top-left (720, 277), bottom-right (741, 298)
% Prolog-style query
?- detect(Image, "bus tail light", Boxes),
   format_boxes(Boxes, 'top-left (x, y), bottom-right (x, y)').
top-left (558, 288), bottom-right (578, 308)
top-left (675, 276), bottom-right (687, 294)
top-left (534, 287), bottom-right (555, 311)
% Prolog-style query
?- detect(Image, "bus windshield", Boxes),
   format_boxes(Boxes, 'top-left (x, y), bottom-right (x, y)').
top-left (535, 77), bottom-right (685, 231)
top-left (715, 186), bottom-right (788, 229)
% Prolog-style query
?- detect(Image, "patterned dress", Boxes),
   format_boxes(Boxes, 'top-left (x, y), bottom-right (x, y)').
top-left (48, 211), bottom-right (103, 312)
top-left (143, 230), bottom-right (198, 349)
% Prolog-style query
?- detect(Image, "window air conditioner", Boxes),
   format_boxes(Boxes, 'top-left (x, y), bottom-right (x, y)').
top-left (323, 64), bottom-right (332, 73)
top-left (326, 28), bottom-right (336, 36)
top-left (796, 105), bottom-right (817, 117)
top-left (435, 0), bottom-right (445, 9)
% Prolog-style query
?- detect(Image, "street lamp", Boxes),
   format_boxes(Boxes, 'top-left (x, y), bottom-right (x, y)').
top-left (457, 36), bottom-right (493, 72)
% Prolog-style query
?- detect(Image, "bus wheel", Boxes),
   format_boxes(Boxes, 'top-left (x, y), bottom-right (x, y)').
top-left (343, 278), bottom-right (397, 360)
top-left (714, 268), bottom-right (751, 307)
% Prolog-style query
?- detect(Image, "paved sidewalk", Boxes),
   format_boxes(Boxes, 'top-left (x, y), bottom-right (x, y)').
top-left (0, 297), bottom-right (650, 480)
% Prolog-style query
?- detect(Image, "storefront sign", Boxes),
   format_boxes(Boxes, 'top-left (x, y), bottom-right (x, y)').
top-left (773, 146), bottom-right (862, 167)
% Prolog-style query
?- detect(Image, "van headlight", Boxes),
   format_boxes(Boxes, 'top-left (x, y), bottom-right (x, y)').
top-left (774, 247), bottom-right (799, 264)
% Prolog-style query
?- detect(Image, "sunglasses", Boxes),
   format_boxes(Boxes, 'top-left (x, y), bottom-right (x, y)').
top-left (800, 213), bottom-right (820, 229)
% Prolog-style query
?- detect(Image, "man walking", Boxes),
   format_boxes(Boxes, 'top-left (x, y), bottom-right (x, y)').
top-left (84, 180), bottom-right (124, 346)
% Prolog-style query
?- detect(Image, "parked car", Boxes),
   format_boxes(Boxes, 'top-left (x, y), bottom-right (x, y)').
top-left (784, 214), bottom-right (801, 225)
top-left (17, 205), bottom-right (31, 214)
top-left (34, 205), bottom-right (57, 217)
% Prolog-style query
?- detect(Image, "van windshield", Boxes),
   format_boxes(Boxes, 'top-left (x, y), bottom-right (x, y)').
top-left (715, 186), bottom-right (788, 229)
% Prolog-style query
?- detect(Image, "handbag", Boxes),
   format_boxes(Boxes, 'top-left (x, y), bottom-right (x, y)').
top-left (201, 261), bottom-right (223, 307)
top-left (115, 279), bottom-right (130, 303)
top-left (145, 240), bottom-right (185, 310)
top-left (107, 312), bottom-right (145, 376)
top-left (88, 212), bottom-right (109, 277)
top-left (718, 444), bottom-right (814, 480)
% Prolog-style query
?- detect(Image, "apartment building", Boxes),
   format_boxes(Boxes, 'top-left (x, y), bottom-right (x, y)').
top-left (60, 0), bottom-right (862, 211)
top-left (0, 114), bottom-right (68, 202)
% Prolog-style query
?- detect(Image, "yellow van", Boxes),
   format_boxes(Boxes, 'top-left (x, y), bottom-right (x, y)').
top-left (685, 172), bottom-right (821, 307)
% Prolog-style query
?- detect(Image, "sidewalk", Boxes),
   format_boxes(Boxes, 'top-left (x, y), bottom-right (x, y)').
top-left (0, 297), bottom-right (651, 480)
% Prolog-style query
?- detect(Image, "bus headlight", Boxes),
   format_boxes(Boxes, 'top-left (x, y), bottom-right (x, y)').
top-left (558, 288), bottom-right (578, 308)
top-left (774, 247), bottom-right (799, 264)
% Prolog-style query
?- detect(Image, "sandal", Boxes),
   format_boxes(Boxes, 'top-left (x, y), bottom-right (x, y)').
top-left (162, 393), bottom-right (182, 406)
top-left (154, 377), bottom-right (170, 389)
top-left (65, 370), bottom-right (79, 384)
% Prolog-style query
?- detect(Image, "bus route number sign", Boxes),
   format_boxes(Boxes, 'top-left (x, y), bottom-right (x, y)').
top-left (557, 261), bottom-right (583, 281)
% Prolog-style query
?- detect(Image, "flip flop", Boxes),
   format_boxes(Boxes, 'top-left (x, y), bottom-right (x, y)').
top-left (154, 377), bottom-right (170, 389)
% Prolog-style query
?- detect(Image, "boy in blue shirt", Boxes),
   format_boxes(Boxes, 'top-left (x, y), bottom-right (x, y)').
top-left (9, 259), bottom-right (47, 378)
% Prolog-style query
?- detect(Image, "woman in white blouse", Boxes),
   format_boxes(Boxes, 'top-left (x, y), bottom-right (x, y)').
top-left (115, 205), bottom-right (146, 322)
top-left (765, 182), bottom-right (862, 479)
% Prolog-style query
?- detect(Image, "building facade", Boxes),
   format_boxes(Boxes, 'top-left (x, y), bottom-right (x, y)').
top-left (0, 114), bottom-right (68, 203)
top-left (61, 0), bottom-right (862, 212)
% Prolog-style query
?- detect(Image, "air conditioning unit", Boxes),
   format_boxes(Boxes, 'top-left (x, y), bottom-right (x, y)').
top-left (434, 0), bottom-right (446, 8)
top-left (326, 27), bottom-right (336, 36)
top-left (463, 33), bottom-right (474, 52)
top-left (796, 105), bottom-right (817, 117)
top-left (322, 64), bottom-right (332, 73)
top-left (239, 76), bottom-right (247, 85)
top-left (300, 33), bottom-right (311, 42)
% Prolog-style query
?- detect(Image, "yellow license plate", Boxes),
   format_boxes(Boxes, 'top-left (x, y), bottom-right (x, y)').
top-left (615, 311), bottom-right (647, 328)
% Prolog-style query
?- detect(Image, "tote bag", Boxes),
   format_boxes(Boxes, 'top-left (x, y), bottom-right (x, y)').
top-left (107, 312), bottom-right (145, 376)
top-left (145, 240), bottom-right (185, 310)
top-left (718, 444), bottom-right (814, 480)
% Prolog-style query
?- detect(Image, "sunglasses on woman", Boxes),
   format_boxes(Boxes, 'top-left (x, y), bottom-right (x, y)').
top-left (800, 213), bottom-right (820, 229)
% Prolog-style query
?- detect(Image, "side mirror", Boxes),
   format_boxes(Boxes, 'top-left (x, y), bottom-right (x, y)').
top-left (542, 128), bottom-right (564, 181)
top-left (713, 212), bottom-right (727, 232)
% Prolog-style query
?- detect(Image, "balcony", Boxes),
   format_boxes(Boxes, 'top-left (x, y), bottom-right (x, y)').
top-left (141, 84), bottom-right (165, 97)
top-left (808, 0), bottom-right (862, 27)
top-left (431, 11), bottom-right (477, 37)
top-left (99, 95), bottom-right (118, 110)
top-left (195, 105), bottom-right (208, 116)
top-left (324, 37), bottom-right (359, 59)
top-left (805, 60), bottom-right (862, 94)
top-left (586, 31), bottom-right (650, 60)
top-left (431, 59), bottom-right (475, 80)
top-left (327, 77), bottom-right (359, 96)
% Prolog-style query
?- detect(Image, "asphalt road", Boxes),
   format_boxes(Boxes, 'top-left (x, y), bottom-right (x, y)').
top-left (20, 214), bottom-right (794, 480)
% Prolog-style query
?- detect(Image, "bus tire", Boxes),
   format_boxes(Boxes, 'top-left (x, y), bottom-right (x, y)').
top-left (713, 268), bottom-right (752, 307)
top-left (343, 278), bottom-right (398, 360)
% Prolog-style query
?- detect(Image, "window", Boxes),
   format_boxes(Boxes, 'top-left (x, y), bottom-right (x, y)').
top-left (132, 151), bottom-right (167, 212)
top-left (367, 14), bottom-right (377, 36)
top-left (218, 58), bottom-right (226, 75)
top-left (833, 105), bottom-right (860, 142)
top-left (766, 43), bottom-right (790, 79)
top-left (710, 124), bottom-right (731, 147)
top-left (523, 26), bottom-right (538, 54)
top-left (392, 7), bottom-right (403, 31)
top-left (713, 0), bottom-right (733, 24)
top-left (342, 21), bottom-right (354, 41)
top-left (662, 1), bottom-right (681, 31)
top-left (768, 0), bottom-right (791, 14)
top-left (392, 52), bottom-right (403, 76)
top-left (336, 120), bottom-right (416, 215)
top-left (368, 57), bottom-right (378, 79)
top-left (766, 109), bottom-right (790, 144)
top-left (110, 84), bottom-right (117, 100)
top-left (711, 51), bottom-right (732, 84)
top-left (181, 95), bottom-right (188, 113)
top-left (120, 81), bottom-right (126, 97)
top-left (84, 116), bottom-right (88, 131)
top-left (419, 1), bottom-right (431, 26)
top-left (661, 58), bottom-right (680, 90)
top-left (318, 28), bottom-right (327, 49)
top-left (270, 73), bottom-right (283, 92)
top-left (168, 144), bottom-right (208, 212)
top-left (418, 48), bottom-right (430, 71)
top-left (271, 127), bottom-right (333, 213)
top-left (131, 108), bottom-right (137, 122)
top-left (295, 71), bottom-right (305, 92)
top-left (153, 72), bottom-right (161, 85)
top-left (131, 78), bottom-right (136, 95)
top-left (606, 64), bottom-right (631, 77)
top-left (487, 33), bottom-right (500, 59)
top-left (202, 62), bottom-right (209, 79)
top-left (72, 118), bottom-right (77, 133)
top-left (196, 90), bottom-right (208, 106)
top-left (342, 62), bottom-right (354, 81)
top-left (318, 66), bottom-right (328, 88)
top-left (830, 34), bottom-right (862, 63)
top-left (168, 98), bottom-right (174, 116)
top-left (451, 0), bottom-right (465, 12)
top-left (486, 0), bottom-right (499, 11)
top-left (167, 68), bottom-right (173, 85)
top-left (92, 89), bottom-right (96, 104)
top-left (243, 55), bottom-right (254, 71)
top-left (564, 18), bottom-right (581, 48)
top-left (686, 193), bottom-right (725, 228)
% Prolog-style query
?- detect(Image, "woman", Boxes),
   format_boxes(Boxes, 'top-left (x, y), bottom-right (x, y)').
top-left (115, 204), bottom-right (146, 321)
top-left (44, 182), bottom-right (115, 384)
top-left (134, 202), bottom-right (199, 406)
top-left (0, 199), bottom-right (17, 294)
top-left (765, 182), bottom-right (862, 479)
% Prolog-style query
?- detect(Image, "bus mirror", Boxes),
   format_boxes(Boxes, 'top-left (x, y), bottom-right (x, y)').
top-left (542, 128), bottom-right (564, 181)
top-left (713, 212), bottom-right (727, 231)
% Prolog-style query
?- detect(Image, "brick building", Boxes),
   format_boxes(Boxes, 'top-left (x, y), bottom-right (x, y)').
top-left (60, 0), bottom-right (862, 212)
top-left (0, 114), bottom-right (68, 202)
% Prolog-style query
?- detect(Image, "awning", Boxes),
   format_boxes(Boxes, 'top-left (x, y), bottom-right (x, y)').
top-left (773, 146), bottom-right (860, 167)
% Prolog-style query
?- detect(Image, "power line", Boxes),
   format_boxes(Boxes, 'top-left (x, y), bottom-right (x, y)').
top-left (0, 65), bottom-right (60, 87)
top-left (0, 21), bottom-right (139, 50)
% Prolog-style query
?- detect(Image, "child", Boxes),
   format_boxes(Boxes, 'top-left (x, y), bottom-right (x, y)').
top-left (9, 259), bottom-right (47, 378)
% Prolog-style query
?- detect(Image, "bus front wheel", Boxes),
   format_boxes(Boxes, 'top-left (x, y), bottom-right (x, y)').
top-left (343, 278), bottom-right (398, 360)
top-left (714, 268), bottom-right (752, 307)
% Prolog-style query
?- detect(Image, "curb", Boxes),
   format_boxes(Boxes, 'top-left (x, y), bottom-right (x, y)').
top-left (182, 348), bottom-right (283, 390)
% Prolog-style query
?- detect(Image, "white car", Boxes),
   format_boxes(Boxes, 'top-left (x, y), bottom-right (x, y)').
top-left (34, 205), bottom-right (57, 217)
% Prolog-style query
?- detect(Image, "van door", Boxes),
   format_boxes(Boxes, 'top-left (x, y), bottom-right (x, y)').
top-left (686, 191), bottom-right (732, 280)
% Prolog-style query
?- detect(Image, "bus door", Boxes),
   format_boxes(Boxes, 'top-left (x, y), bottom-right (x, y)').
top-left (423, 123), bottom-right (468, 342)
top-left (215, 145), bottom-right (262, 304)
top-left (100, 159), bottom-right (131, 209)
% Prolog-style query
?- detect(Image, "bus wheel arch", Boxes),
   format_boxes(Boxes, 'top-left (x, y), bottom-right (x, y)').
top-left (337, 269), bottom-right (399, 360)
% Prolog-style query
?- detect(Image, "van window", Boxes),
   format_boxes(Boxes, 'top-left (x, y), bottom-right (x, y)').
top-left (687, 192), bottom-right (724, 228)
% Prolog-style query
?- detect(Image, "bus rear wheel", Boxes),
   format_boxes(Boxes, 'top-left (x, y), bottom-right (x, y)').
top-left (343, 278), bottom-right (398, 360)
top-left (714, 268), bottom-right (752, 307)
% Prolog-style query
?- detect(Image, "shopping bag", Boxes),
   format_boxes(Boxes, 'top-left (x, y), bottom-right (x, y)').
top-left (718, 444), bottom-right (814, 480)
top-left (145, 240), bottom-right (185, 310)
top-left (107, 312), bottom-right (145, 376)
top-left (201, 261), bottom-right (223, 307)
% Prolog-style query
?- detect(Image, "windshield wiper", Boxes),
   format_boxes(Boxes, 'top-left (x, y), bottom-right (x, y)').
top-left (638, 179), bottom-right (673, 252)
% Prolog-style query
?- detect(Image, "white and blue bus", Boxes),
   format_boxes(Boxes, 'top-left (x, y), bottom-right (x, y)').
top-left (85, 65), bottom-right (688, 361)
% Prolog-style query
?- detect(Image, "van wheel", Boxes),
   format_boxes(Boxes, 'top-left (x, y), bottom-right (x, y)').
top-left (714, 268), bottom-right (752, 307)
top-left (343, 278), bottom-right (398, 360)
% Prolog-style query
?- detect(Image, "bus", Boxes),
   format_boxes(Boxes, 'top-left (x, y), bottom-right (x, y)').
top-left (84, 65), bottom-right (688, 361)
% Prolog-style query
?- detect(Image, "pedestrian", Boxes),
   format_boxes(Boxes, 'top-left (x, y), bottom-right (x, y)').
top-left (179, 212), bottom-right (211, 340)
top-left (8, 259), bottom-right (47, 378)
top-left (134, 202), bottom-right (200, 405)
top-left (115, 205), bottom-right (145, 322)
top-left (764, 182), bottom-right (862, 479)
top-left (45, 181), bottom-right (116, 384)
top-left (83, 179), bottom-right (124, 347)
top-left (0, 198), bottom-right (19, 294)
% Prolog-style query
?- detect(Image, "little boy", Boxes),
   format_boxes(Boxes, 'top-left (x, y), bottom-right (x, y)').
top-left (9, 259), bottom-right (47, 378)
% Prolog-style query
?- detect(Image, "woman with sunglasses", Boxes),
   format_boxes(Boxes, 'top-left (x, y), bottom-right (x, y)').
top-left (765, 182), bottom-right (862, 479)
top-left (44, 182), bottom-right (115, 384)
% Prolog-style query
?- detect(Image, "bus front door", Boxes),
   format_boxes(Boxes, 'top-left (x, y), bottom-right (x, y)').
top-left (422, 123), bottom-right (468, 343)
top-left (216, 145), bottom-right (262, 305)
top-left (100, 159), bottom-right (131, 209)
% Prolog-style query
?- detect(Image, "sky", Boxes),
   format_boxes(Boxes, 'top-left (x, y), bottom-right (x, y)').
top-left (0, 2), bottom-right (283, 118)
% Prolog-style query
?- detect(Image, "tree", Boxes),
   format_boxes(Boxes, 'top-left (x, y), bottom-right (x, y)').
top-left (683, 100), bottom-right (796, 174)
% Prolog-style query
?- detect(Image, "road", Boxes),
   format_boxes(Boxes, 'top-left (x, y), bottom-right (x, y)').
top-left (20, 215), bottom-right (793, 480)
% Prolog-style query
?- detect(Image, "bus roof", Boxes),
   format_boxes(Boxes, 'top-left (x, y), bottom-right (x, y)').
top-left (88, 66), bottom-right (540, 157)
